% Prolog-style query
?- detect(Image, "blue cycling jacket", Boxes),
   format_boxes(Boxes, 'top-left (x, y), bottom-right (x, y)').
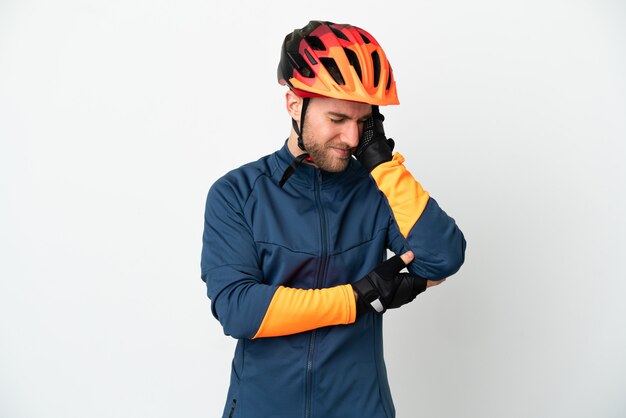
top-left (201, 142), bottom-right (466, 418)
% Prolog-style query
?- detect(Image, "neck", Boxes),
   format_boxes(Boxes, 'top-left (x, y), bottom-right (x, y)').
top-left (287, 130), bottom-right (306, 158)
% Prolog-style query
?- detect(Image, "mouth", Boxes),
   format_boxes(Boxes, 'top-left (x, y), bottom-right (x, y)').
top-left (331, 147), bottom-right (353, 158)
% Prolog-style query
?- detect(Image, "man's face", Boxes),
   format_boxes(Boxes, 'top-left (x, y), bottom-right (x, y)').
top-left (301, 97), bottom-right (372, 173)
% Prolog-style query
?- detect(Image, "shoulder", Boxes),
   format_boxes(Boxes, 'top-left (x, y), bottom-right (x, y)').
top-left (207, 151), bottom-right (278, 208)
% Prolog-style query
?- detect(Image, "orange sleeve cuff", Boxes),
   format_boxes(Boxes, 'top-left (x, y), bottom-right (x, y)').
top-left (371, 152), bottom-right (430, 237)
top-left (253, 284), bottom-right (357, 339)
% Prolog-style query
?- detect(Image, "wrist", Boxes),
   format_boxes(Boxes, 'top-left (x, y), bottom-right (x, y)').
top-left (352, 281), bottom-right (385, 315)
top-left (358, 139), bottom-right (393, 171)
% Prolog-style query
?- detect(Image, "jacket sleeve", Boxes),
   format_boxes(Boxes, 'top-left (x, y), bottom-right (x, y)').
top-left (201, 178), bottom-right (356, 340)
top-left (372, 153), bottom-right (466, 280)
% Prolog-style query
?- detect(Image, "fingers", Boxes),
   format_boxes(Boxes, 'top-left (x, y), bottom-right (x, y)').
top-left (399, 251), bottom-right (414, 266)
top-left (372, 105), bottom-right (383, 120)
top-left (426, 279), bottom-right (446, 288)
top-left (376, 255), bottom-right (406, 277)
top-left (375, 251), bottom-right (413, 277)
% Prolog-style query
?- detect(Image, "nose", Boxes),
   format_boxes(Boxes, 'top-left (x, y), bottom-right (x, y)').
top-left (341, 122), bottom-right (360, 149)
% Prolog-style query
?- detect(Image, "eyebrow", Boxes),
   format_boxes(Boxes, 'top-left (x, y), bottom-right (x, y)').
top-left (327, 111), bottom-right (372, 121)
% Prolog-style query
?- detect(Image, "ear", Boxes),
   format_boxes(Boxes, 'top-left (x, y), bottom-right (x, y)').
top-left (285, 90), bottom-right (302, 120)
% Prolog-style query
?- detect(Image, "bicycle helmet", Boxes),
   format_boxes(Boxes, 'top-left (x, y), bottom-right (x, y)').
top-left (278, 20), bottom-right (399, 106)
top-left (277, 21), bottom-right (399, 187)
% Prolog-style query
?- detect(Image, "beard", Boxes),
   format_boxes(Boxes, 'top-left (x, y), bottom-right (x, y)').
top-left (304, 139), bottom-right (353, 172)
top-left (302, 135), bottom-right (355, 173)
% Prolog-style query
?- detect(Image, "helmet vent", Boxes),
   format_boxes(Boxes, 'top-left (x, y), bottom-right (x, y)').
top-left (329, 26), bottom-right (350, 41)
top-left (386, 67), bottom-right (392, 90)
top-left (343, 48), bottom-right (362, 82)
top-left (320, 57), bottom-right (346, 85)
top-left (305, 36), bottom-right (326, 51)
top-left (371, 51), bottom-right (381, 87)
top-left (304, 49), bottom-right (318, 65)
top-left (359, 32), bottom-right (371, 44)
top-left (288, 52), bottom-right (314, 78)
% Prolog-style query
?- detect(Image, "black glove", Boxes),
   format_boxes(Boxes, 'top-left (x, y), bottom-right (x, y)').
top-left (354, 106), bottom-right (395, 171)
top-left (386, 273), bottom-right (428, 310)
top-left (352, 255), bottom-right (428, 315)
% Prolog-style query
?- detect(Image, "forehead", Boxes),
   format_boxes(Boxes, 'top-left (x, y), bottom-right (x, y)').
top-left (309, 97), bottom-right (372, 119)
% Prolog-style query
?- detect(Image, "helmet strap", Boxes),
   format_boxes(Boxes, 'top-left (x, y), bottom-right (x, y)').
top-left (279, 152), bottom-right (311, 188)
top-left (281, 98), bottom-right (312, 187)
top-left (292, 98), bottom-right (310, 151)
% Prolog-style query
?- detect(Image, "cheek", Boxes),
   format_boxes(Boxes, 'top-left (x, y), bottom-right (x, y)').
top-left (313, 122), bottom-right (340, 142)
top-left (305, 115), bottom-right (345, 146)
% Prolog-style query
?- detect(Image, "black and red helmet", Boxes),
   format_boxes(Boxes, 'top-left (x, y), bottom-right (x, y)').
top-left (278, 20), bottom-right (399, 105)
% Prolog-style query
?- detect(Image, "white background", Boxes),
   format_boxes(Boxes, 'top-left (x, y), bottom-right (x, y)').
top-left (1, 1), bottom-right (625, 417)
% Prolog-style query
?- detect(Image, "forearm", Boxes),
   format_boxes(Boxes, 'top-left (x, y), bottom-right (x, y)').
top-left (374, 153), bottom-right (466, 279)
top-left (371, 152), bottom-right (430, 237)
top-left (205, 265), bottom-right (357, 339)
top-left (253, 285), bottom-right (356, 338)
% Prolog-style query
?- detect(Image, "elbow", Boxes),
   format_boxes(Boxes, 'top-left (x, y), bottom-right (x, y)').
top-left (408, 197), bottom-right (467, 279)
top-left (439, 246), bottom-right (465, 278)
top-left (410, 229), bottom-right (466, 280)
top-left (211, 296), bottom-right (262, 340)
top-left (207, 281), bottom-right (274, 340)
top-left (212, 300), bottom-right (261, 339)
top-left (219, 317), bottom-right (257, 340)
top-left (436, 230), bottom-right (467, 278)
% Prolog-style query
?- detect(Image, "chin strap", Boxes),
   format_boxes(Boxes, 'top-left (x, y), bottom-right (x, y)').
top-left (279, 152), bottom-right (311, 188)
top-left (293, 98), bottom-right (310, 151)
top-left (280, 98), bottom-right (312, 188)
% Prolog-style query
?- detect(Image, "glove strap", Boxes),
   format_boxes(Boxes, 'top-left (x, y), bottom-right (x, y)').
top-left (353, 274), bottom-right (386, 315)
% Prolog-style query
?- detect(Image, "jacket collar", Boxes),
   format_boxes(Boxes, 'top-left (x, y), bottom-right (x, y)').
top-left (273, 140), bottom-right (364, 189)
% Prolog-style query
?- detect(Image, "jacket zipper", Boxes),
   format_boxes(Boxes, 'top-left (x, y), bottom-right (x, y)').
top-left (305, 171), bottom-right (329, 418)
top-left (228, 399), bottom-right (236, 418)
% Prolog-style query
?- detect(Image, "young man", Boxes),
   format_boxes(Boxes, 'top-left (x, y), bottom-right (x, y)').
top-left (201, 20), bottom-right (466, 418)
